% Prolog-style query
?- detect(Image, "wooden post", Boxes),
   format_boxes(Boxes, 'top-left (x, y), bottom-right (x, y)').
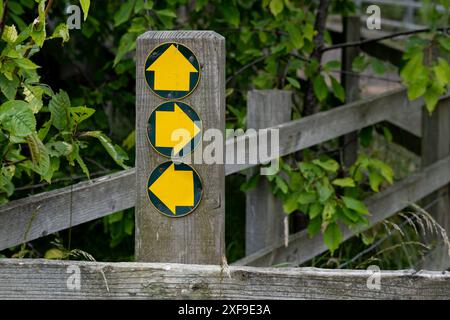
top-left (245, 90), bottom-right (292, 255)
top-left (420, 98), bottom-right (450, 270)
top-left (135, 31), bottom-right (225, 264)
top-left (340, 16), bottom-right (360, 167)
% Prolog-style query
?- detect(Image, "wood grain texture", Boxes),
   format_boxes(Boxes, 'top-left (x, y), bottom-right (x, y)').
top-left (0, 169), bottom-right (135, 251)
top-left (340, 16), bottom-right (360, 167)
top-left (234, 155), bottom-right (450, 267)
top-left (245, 90), bottom-right (292, 255)
top-left (135, 31), bottom-right (225, 264)
top-left (420, 98), bottom-right (450, 270)
top-left (225, 88), bottom-right (423, 175)
top-left (0, 259), bottom-right (449, 300)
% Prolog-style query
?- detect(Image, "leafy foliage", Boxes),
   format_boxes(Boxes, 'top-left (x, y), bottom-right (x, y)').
top-left (0, 0), bottom-right (128, 204)
top-left (264, 155), bottom-right (392, 253)
top-left (0, 0), bottom-right (449, 261)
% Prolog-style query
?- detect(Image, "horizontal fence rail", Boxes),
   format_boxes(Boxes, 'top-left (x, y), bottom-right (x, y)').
top-left (225, 88), bottom-right (422, 175)
top-left (0, 259), bottom-right (449, 299)
top-left (0, 170), bottom-right (135, 251)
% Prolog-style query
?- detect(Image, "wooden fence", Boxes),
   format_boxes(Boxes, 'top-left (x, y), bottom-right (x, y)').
top-left (1, 26), bottom-right (450, 299)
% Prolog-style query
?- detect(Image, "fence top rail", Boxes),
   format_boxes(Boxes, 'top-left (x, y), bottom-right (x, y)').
top-left (0, 258), bottom-right (449, 300)
top-left (225, 87), bottom-right (425, 175)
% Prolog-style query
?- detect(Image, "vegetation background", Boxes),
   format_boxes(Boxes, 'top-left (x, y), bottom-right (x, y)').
top-left (0, 0), bottom-right (449, 269)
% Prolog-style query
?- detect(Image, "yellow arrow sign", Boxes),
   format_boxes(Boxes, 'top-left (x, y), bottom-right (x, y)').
top-left (148, 162), bottom-right (194, 215)
top-left (146, 44), bottom-right (198, 91)
top-left (154, 103), bottom-right (201, 156)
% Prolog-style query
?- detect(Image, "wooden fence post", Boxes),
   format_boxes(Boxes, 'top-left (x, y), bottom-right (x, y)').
top-left (341, 15), bottom-right (360, 167)
top-left (420, 97), bottom-right (450, 270)
top-left (245, 90), bottom-right (292, 255)
top-left (135, 31), bottom-right (226, 264)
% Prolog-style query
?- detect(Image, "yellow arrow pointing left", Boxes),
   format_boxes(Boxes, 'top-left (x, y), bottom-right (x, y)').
top-left (149, 163), bottom-right (194, 215)
top-left (155, 103), bottom-right (201, 156)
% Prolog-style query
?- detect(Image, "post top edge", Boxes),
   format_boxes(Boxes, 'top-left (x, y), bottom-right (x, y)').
top-left (137, 30), bottom-right (225, 41)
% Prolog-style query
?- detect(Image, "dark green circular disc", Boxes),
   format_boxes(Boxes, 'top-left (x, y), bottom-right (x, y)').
top-left (144, 42), bottom-right (200, 100)
top-left (147, 101), bottom-right (202, 158)
top-left (147, 161), bottom-right (202, 218)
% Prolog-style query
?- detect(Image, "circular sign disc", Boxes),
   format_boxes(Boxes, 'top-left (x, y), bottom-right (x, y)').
top-left (144, 42), bottom-right (200, 100)
top-left (147, 161), bottom-right (203, 218)
top-left (147, 101), bottom-right (202, 158)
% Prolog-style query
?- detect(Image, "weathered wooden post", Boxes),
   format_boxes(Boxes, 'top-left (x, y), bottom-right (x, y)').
top-left (245, 90), bottom-right (292, 255)
top-left (341, 16), bottom-right (360, 167)
top-left (135, 31), bottom-right (226, 264)
top-left (420, 97), bottom-right (450, 270)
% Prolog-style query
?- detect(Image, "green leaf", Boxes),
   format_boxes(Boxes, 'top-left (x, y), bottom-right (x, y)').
top-left (114, 33), bottom-right (137, 66)
top-left (79, 131), bottom-right (129, 169)
top-left (80, 0), bottom-right (91, 20)
top-left (368, 170), bottom-right (384, 192)
top-left (322, 200), bottom-right (336, 221)
top-left (330, 76), bottom-right (345, 103)
top-left (369, 158), bottom-right (394, 184)
top-left (299, 162), bottom-right (322, 181)
top-left (0, 173), bottom-right (14, 197)
top-left (269, 0), bottom-right (284, 16)
top-left (0, 100), bottom-right (36, 136)
top-left (308, 203), bottom-right (323, 219)
top-left (275, 175), bottom-right (289, 194)
top-left (424, 82), bottom-right (446, 113)
top-left (303, 23), bottom-right (314, 41)
top-left (286, 77), bottom-right (301, 89)
top-left (122, 130), bottom-right (135, 150)
top-left (155, 9), bottom-right (177, 18)
top-left (42, 156), bottom-right (60, 183)
top-left (324, 60), bottom-right (341, 71)
top-left (312, 158), bottom-right (339, 173)
top-left (38, 119), bottom-right (52, 141)
top-left (313, 75), bottom-right (328, 102)
top-left (332, 177), bottom-right (355, 188)
top-left (70, 106), bottom-right (95, 124)
top-left (340, 206), bottom-right (360, 223)
top-left (283, 193), bottom-right (298, 214)
top-left (108, 211), bottom-right (124, 224)
top-left (286, 24), bottom-right (303, 49)
top-left (75, 152), bottom-right (90, 178)
top-left (13, 58), bottom-right (39, 70)
top-left (323, 222), bottom-right (342, 253)
top-left (30, 0), bottom-right (46, 47)
top-left (438, 36), bottom-right (450, 51)
top-left (46, 141), bottom-right (73, 157)
top-left (341, 196), bottom-right (368, 214)
top-left (23, 84), bottom-right (44, 113)
top-left (26, 132), bottom-right (50, 176)
top-left (298, 191), bottom-right (317, 204)
top-left (0, 74), bottom-right (19, 100)
top-left (371, 58), bottom-right (386, 75)
top-left (317, 177), bottom-right (334, 203)
top-left (222, 3), bottom-right (240, 28)
top-left (114, 0), bottom-right (135, 26)
top-left (44, 248), bottom-right (65, 260)
top-left (352, 55), bottom-right (367, 72)
top-left (50, 23), bottom-right (70, 43)
top-left (307, 217), bottom-right (321, 237)
top-left (49, 90), bottom-right (70, 131)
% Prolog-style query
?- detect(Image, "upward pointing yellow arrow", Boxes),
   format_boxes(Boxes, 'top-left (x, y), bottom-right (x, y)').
top-left (155, 103), bottom-right (201, 156)
top-left (147, 44), bottom-right (198, 91)
top-left (149, 163), bottom-right (194, 215)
